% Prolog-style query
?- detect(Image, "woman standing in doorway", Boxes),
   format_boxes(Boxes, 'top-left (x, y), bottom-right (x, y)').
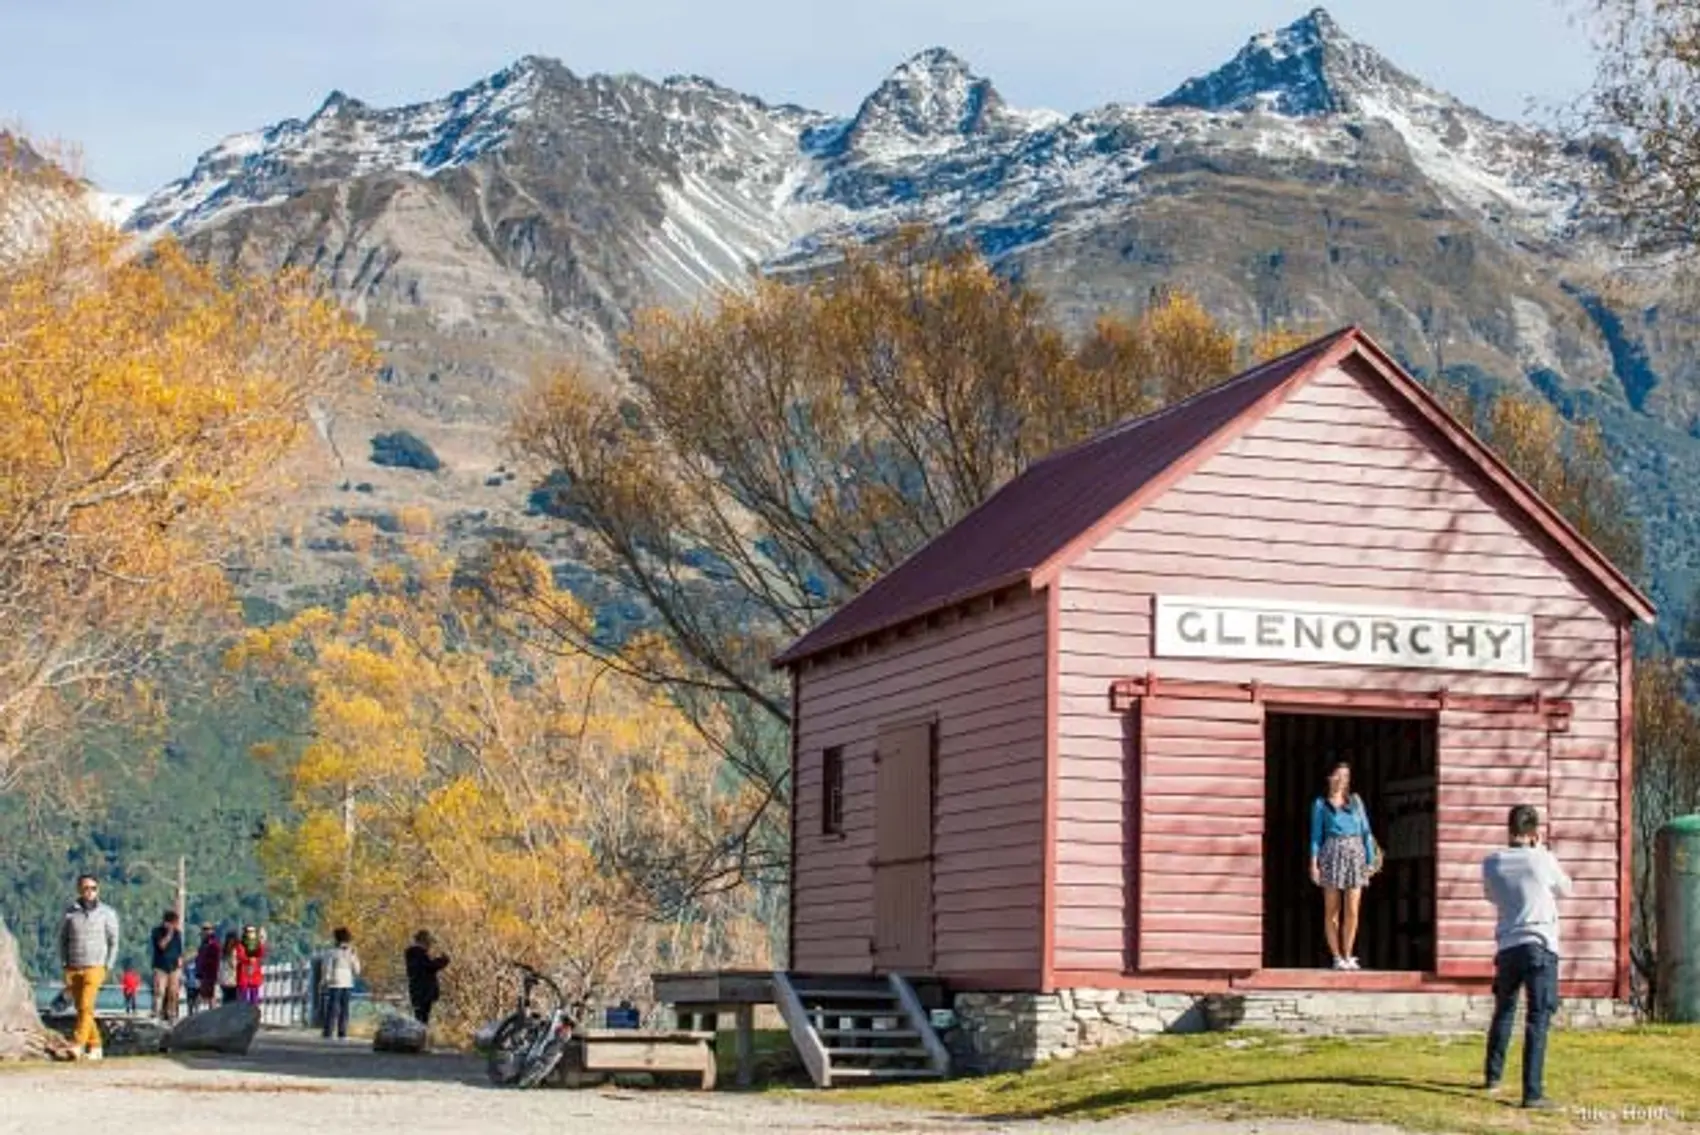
top-left (1309, 761), bottom-right (1380, 970)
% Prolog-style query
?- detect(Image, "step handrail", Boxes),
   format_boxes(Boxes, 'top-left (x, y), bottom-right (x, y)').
top-left (771, 971), bottom-right (831, 1088)
top-left (887, 973), bottom-right (951, 1077)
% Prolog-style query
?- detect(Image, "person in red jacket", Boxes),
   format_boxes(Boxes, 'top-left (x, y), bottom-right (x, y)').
top-left (120, 964), bottom-right (141, 1015)
top-left (234, 925), bottom-right (267, 1005)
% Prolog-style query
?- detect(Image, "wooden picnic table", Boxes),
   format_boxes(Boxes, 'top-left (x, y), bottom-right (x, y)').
top-left (650, 970), bottom-right (775, 1089)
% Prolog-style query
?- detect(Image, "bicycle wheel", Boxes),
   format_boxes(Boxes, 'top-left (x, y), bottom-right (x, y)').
top-left (486, 1015), bottom-right (544, 1086)
top-left (516, 1034), bottom-right (568, 1089)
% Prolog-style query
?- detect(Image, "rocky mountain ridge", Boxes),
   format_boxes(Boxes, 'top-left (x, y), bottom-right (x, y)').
top-left (105, 7), bottom-right (1700, 616)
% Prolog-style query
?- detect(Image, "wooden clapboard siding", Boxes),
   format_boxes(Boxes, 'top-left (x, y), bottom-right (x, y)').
top-left (1054, 359), bottom-right (1625, 983)
top-left (791, 589), bottom-right (1046, 981)
top-left (1135, 694), bottom-right (1265, 971)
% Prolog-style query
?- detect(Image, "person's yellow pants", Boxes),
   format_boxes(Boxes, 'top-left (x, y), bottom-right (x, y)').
top-left (64, 966), bottom-right (106, 1051)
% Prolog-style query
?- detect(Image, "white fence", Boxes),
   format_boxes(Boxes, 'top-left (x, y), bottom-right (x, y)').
top-left (258, 960), bottom-right (314, 1027)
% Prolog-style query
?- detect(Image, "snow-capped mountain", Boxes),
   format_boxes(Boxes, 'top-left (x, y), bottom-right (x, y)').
top-left (117, 7), bottom-right (1700, 613)
top-left (131, 6), bottom-right (1601, 323)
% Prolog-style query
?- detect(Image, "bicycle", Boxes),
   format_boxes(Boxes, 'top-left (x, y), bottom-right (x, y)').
top-left (484, 961), bottom-right (584, 1089)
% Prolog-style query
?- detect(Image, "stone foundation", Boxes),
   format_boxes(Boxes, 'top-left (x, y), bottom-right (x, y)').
top-left (946, 988), bottom-right (1637, 1074)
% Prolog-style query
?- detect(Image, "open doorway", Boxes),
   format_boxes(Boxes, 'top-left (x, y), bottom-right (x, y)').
top-left (1262, 711), bottom-right (1436, 972)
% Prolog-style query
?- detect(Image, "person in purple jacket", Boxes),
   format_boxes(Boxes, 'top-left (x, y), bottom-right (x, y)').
top-left (1309, 761), bottom-right (1380, 971)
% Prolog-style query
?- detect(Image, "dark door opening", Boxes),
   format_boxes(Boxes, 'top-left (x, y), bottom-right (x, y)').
top-left (1263, 711), bottom-right (1436, 972)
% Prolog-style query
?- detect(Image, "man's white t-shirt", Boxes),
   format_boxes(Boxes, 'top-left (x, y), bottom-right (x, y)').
top-left (1481, 845), bottom-right (1574, 956)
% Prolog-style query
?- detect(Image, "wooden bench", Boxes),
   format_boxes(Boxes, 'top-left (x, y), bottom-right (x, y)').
top-left (566, 1029), bottom-right (717, 1090)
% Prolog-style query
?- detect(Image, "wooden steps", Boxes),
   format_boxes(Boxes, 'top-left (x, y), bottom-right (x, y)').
top-left (772, 972), bottom-right (950, 1088)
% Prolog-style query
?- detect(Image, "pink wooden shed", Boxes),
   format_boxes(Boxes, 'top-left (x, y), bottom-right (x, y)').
top-left (775, 327), bottom-right (1653, 1002)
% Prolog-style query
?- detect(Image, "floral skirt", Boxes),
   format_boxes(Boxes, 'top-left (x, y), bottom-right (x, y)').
top-left (1318, 834), bottom-right (1370, 891)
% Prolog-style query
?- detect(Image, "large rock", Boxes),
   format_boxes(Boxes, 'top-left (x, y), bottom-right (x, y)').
top-left (165, 1003), bottom-right (261, 1055)
top-left (0, 916), bottom-right (74, 1062)
top-left (372, 1014), bottom-right (428, 1053)
top-left (98, 1017), bottom-right (170, 1057)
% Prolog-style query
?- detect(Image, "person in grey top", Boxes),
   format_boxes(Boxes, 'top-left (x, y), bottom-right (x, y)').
top-left (58, 874), bottom-right (120, 1058)
top-left (1480, 804), bottom-right (1572, 1110)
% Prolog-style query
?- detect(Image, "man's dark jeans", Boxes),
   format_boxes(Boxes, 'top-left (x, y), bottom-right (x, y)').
top-left (322, 987), bottom-right (352, 1039)
top-left (1484, 942), bottom-right (1559, 1103)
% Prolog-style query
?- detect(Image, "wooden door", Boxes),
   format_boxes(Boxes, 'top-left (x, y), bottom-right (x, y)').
top-left (1137, 693), bottom-right (1265, 971)
top-left (1434, 706), bottom-right (1551, 977)
top-left (873, 720), bottom-right (935, 973)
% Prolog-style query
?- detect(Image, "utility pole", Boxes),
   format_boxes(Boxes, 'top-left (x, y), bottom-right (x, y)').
top-left (176, 855), bottom-right (187, 923)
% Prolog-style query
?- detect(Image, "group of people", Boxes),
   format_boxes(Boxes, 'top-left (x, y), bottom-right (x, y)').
top-left (1311, 762), bottom-right (1574, 1110)
top-left (59, 767), bottom-right (1568, 1106)
top-left (56, 874), bottom-right (271, 1060)
top-left (119, 916), bottom-right (270, 1019)
top-left (55, 876), bottom-right (453, 1057)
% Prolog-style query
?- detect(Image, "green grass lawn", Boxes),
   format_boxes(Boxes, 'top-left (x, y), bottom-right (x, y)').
top-left (847, 1027), bottom-right (1700, 1133)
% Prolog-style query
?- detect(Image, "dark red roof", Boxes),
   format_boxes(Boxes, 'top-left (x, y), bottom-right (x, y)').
top-left (773, 329), bottom-right (1356, 666)
top-left (774, 325), bottom-right (1655, 668)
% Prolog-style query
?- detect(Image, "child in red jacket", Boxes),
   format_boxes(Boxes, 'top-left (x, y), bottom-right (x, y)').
top-left (120, 964), bottom-right (141, 1015)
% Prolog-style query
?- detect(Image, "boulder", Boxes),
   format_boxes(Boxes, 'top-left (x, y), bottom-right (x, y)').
top-left (373, 1014), bottom-right (428, 1053)
top-left (165, 1003), bottom-right (261, 1055)
top-left (0, 916), bottom-right (71, 1062)
top-left (98, 1017), bottom-right (170, 1057)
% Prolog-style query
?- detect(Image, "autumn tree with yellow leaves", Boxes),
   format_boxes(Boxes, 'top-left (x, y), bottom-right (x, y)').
top-left (235, 542), bottom-right (766, 1030)
top-left (0, 142), bottom-right (371, 1057)
top-left (0, 167), bottom-right (373, 791)
top-left (494, 232), bottom-right (1295, 902)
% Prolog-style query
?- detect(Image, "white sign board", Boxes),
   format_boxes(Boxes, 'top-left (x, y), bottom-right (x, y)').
top-left (1152, 596), bottom-right (1532, 675)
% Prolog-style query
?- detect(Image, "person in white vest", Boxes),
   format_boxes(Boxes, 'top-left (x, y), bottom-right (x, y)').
top-left (319, 927), bottom-right (361, 1040)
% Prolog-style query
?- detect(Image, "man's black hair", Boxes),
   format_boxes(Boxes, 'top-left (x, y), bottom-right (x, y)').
top-left (1509, 804), bottom-right (1541, 839)
top-left (75, 873), bottom-right (98, 886)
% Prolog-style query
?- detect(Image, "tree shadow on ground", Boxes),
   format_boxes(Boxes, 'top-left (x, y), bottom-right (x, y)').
top-left (980, 1074), bottom-right (1488, 1121)
top-left (164, 1029), bottom-right (491, 1088)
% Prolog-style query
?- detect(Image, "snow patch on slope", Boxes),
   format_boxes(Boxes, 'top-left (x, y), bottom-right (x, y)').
top-left (85, 190), bottom-right (143, 227)
top-left (129, 59), bottom-right (544, 236)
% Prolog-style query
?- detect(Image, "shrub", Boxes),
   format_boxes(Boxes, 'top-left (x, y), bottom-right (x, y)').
top-left (370, 431), bottom-right (442, 472)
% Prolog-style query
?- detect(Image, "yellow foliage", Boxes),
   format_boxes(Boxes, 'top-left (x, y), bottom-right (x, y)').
top-left (0, 150), bottom-right (375, 788)
top-left (1252, 322), bottom-right (1331, 363)
top-left (238, 547), bottom-right (767, 1033)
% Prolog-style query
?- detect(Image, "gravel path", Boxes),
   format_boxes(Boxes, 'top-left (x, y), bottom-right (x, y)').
top-left (0, 1032), bottom-right (1400, 1135)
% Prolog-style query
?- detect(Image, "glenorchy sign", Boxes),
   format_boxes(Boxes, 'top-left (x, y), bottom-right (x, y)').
top-left (1153, 596), bottom-right (1533, 675)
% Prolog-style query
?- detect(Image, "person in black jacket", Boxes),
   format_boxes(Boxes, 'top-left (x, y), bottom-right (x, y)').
top-left (403, 930), bottom-right (450, 1024)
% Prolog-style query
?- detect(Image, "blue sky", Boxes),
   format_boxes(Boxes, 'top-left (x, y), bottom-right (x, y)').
top-left (1, 0), bottom-right (1597, 194)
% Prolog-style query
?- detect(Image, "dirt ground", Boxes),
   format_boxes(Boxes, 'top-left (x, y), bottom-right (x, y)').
top-left (0, 1031), bottom-right (1404, 1135)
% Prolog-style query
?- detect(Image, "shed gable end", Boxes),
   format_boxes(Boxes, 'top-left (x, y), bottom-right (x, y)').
top-left (1085, 357), bottom-right (1617, 624)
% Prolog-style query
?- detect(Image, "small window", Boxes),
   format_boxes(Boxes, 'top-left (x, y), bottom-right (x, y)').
top-left (821, 746), bottom-right (844, 836)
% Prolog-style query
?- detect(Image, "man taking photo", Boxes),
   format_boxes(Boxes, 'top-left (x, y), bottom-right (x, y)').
top-left (1480, 803), bottom-right (1572, 1109)
top-left (150, 910), bottom-right (184, 1022)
